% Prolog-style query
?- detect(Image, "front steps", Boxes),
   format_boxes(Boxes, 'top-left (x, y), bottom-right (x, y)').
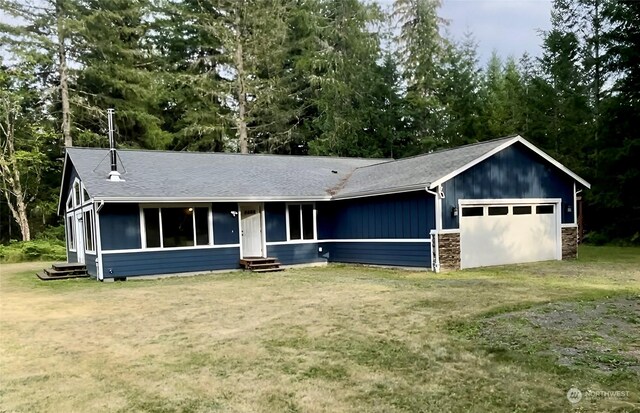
top-left (37, 262), bottom-right (90, 281)
top-left (239, 257), bottom-right (283, 273)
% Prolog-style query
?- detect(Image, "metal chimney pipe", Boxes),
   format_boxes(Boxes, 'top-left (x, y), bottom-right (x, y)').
top-left (107, 108), bottom-right (117, 172)
top-left (106, 108), bottom-right (124, 181)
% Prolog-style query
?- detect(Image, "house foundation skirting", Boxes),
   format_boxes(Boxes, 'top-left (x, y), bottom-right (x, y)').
top-left (562, 226), bottom-right (578, 259)
top-left (437, 233), bottom-right (460, 271)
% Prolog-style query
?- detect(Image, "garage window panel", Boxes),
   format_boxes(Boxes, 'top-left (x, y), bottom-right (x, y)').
top-left (536, 205), bottom-right (554, 214)
top-left (513, 205), bottom-right (532, 215)
top-left (488, 206), bottom-right (509, 216)
top-left (462, 206), bottom-right (484, 217)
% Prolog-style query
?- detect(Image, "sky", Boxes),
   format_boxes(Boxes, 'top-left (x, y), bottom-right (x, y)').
top-left (438, 0), bottom-right (553, 64)
top-left (1, 0), bottom-right (553, 67)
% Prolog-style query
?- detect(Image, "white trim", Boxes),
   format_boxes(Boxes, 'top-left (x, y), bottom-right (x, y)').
top-left (573, 182), bottom-right (578, 225)
top-left (266, 238), bottom-right (431, 246)
top-left (66, 213), bottom-right (77, 252)
top-left (429, 136), bottom-right (591, 190)
top-left (97, 195), bottom-right (331, 203)
top-left (81, 205), bottom-right (97, 254)
top-left (94, 201), bottom-right (103, 281)
top-left (237, 204), bottom-right (243, 258)
top-left (57, 152), bottom-right (70, 215)
top-left (102, 244), bottom-right (241, 255)
top-left (139, 204), bottom-right (213, 250)
top-left (437, 228), bottom-right (460, 234)
top-left (285, 202), bottom-right (317, 242)
top-left (430, 230), bottom-right (440, 273)
top-left (261, 205), bottom-right (267, 257)
top-left (458, 198), bottom-right (563, 205)
top-left (561, 223), bottom-right (578, 228)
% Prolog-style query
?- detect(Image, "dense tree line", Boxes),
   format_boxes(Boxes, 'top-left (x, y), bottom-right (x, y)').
top-left (1, 0), bottom-right (638, 243)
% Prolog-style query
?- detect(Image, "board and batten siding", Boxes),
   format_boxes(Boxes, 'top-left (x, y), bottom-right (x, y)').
top-left (317, 192), bottom-right (435, 268)
top-left (85, 253), bottom-right (97, 277)
top-left (442, 142), bottom-right (575, 229)
top-left (267, 243), bottom-right (327, 265)
top-left (99, 204), bottom-right (142, 250)
top-left (101, 247), bottom-right (240, 278)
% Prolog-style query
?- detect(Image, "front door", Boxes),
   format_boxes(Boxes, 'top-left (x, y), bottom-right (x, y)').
top-left (240, 204), bottom-right (263, 258)
top-left (75, 211), bottom-right (85, 264)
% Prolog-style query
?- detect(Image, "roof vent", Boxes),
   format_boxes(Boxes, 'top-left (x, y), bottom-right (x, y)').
top-left (106, 108), bottom-right (124, 182)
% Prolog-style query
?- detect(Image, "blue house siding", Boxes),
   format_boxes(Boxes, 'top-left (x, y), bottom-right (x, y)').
top-left (442, 143), bottom-right (575, 229)
top-left (99, 203), bottom-right (141, 250)
top-left (265, 202), bottom-right (287, 242)
top-left (325, 242), bottom-right (431, 267)
top-left (212, 203), bottom-right (240, 245)
top-left (68, 249), bottom-right (77, 263)
top-left (101, 246), bottom-right (240, 278)
top-left (85, 253), bottom-right (97, 277)
top-left (266, 243), bottom-right (326, 265)
top-left (317, 191), bottom-right (436, 240)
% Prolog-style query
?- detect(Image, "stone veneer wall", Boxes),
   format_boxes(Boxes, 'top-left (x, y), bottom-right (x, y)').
top-left (562, 227), bottom-right (578, 259)
top-left (438, 233), bottom-right (460, 270)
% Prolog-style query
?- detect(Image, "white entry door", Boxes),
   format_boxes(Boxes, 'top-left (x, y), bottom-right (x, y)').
top-left (460, 202), bottom-right (560, 269)
top-left (240, 204), bottom-right (263, 258)
top-left (75, 211), bottom-right (85, 264)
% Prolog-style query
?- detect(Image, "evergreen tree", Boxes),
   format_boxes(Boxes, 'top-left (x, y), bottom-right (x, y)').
top-left (72, 0), bottom-right (170, 149)
top-left (393, 0), bottom-right (448, 151)
top-left (0, 0), bottom-right (74, 146)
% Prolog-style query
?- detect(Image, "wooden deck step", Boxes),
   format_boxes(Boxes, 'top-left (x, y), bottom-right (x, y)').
top-left (52, 262), bottom-right (87, 271)
top-left (37, 271), bottom-right (90, 281)
top-left (44, 268), bottom-right (88, 277)
top-left (37, 262), bottom-right (89, 281)
top-left (251, 267), bottom-right (284, 273)
top-left (247, 262), bottom-right (282, 269)
top-left (239, 257), bottom-right (283, 272)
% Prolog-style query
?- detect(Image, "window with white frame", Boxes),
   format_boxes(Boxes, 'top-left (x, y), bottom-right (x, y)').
top-left (73, 181), bottom-right (81, 206)
top-left (287, 204), bottom-right (315, 240)
top-left (142, 207), bottom-right (211, 248)
top-left (67, 215), bottom-right (76, 251)
top-left (66, 192), bottom-right (73, 212)
top-left (83, 209), bottom-right (96, 252)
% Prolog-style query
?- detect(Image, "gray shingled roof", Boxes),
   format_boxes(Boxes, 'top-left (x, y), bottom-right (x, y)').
top-left (65, 148), bottom-right (386, 200)
top-left (64, 136), bottom-right (516, 203)
top-left (335, 137), bottom-right (514, 198)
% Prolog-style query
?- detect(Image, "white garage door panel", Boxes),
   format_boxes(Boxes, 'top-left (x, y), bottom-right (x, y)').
top-left (460, 204), bottom-right (559, 269)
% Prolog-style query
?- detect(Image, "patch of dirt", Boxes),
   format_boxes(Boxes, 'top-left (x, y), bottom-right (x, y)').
top-left (478, 296), bottom-right (640, 374)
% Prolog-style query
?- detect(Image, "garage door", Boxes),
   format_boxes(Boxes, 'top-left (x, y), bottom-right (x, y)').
top-left (459, 202), bottom-right (560, 269)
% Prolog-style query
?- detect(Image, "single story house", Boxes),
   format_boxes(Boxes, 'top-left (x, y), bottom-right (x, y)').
top-left (58, 135), bottom-right (590, 281)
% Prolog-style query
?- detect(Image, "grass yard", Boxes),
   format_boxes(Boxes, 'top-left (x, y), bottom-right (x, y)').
top-left (0, 246), bottom-right (639, 412)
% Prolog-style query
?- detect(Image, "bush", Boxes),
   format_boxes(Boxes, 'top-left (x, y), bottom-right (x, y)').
top-left (0, 239), bottom-right (67, 263)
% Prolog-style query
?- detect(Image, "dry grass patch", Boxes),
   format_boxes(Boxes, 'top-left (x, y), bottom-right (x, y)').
top-left (1, 246), bottom-right (639, 412)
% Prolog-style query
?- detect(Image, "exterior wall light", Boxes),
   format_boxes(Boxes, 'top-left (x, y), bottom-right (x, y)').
top-left (452, 206), bottom-right (458, 217)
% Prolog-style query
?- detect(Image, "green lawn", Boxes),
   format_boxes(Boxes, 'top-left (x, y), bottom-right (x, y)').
top-left (0, 246), bottom-right (638, 412)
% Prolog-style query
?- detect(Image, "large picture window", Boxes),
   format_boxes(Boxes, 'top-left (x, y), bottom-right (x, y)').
top-left (287, 204), bottom-right (315, 241)
top-left (143, 207), bottom-right (211, 249)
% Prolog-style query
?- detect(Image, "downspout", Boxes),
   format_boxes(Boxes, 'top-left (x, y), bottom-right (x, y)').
top-left (95, 200), bottom-right (105, 281)
top-left (426, 186), bottom-right (445, 273)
